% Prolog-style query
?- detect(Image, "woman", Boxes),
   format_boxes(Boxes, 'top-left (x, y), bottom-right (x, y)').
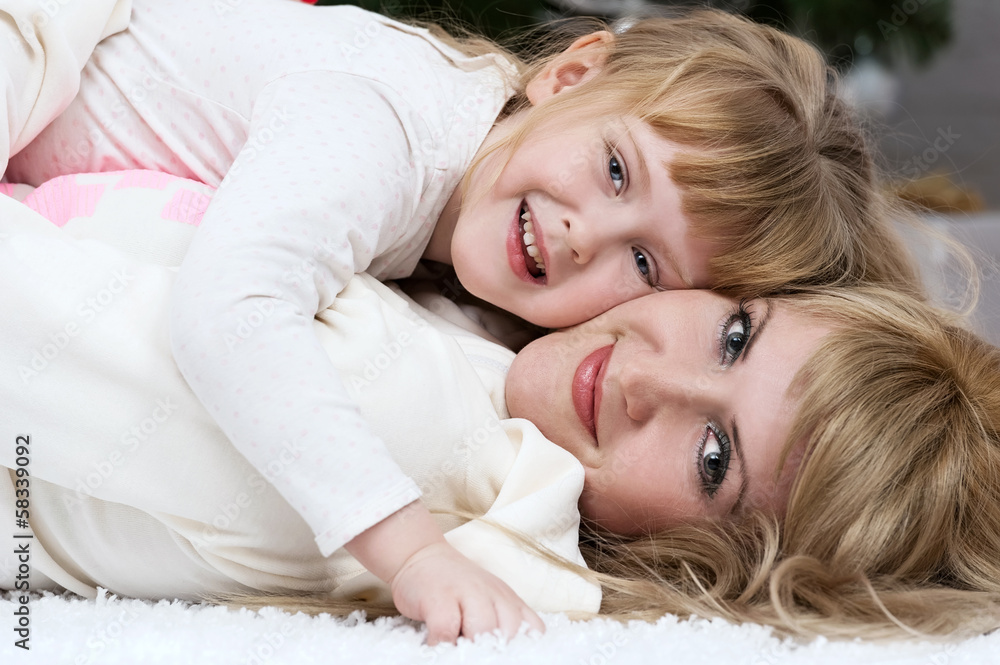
top-left (0, 174), bottom-right (819, 619)
top-left (3, 173), bottom-right (998, 640)
top-left (557, 286), bottom-right (1000, 639)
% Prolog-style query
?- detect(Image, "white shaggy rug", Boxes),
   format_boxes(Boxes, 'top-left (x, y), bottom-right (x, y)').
top-left (2, 590), bottom-right (997, 664)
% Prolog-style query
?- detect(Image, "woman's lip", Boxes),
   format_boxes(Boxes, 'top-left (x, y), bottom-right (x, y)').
top-left (573, 344), bottom-right (613, 442)
top-left (505, 199), bottom-right (547, 285)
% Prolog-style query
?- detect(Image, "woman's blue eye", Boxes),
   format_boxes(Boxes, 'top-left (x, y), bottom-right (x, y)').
top-left (699, 426), bottom-right (730, 495)
top-left (720, 304), bottom-right (752, 366)
top-left (725, 323), bottom-right (746, 357)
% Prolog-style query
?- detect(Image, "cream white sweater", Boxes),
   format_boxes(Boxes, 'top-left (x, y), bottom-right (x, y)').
top-left (0, 173), bottom-right (600, 614)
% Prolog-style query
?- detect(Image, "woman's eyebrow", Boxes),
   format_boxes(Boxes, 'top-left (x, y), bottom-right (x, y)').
top-left (727, 303), bottom-right (772, 516)
top-left (739, 300), bottom-right (772, 364)
top-left (728, 419), bottom-right (749, 517)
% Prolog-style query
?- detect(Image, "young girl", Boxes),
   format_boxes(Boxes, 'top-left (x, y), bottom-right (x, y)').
top-left (2, 0), bottom-right (926, 642)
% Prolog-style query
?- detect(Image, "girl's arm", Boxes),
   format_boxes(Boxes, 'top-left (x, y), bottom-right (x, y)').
top-left (170, 74), bottom-right (538, 640)
top-left (170, 73), bottom-right (428, 557)
top-left (345, 500), bottom-right (545, 644)
top-left (1, 0), bottom-right (131, 174)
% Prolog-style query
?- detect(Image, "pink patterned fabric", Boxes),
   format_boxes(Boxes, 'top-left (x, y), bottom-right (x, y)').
top-left (21, 175), bottom-right (105, 227)
top-left (162, 187), bottom-right (210, 226)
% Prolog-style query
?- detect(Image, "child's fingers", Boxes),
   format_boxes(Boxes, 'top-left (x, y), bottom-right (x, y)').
top-left (422, 601), bottom-right (463, 646)
top-left (492, 596), bottom-right (536, 639)
top-left (457, 594), bottom-right (500, 640)
top-left (521, 604), bottom-right (546, 635)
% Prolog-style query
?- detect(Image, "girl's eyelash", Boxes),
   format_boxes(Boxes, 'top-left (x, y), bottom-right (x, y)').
top-left (632, 247), bottom-right (659, 289)
top-left (717, 299), bottom-right (754, 367)
top-left (602, 138), bottom-right (628, 195)
top-left (696, 423), bottom-right (731, 498)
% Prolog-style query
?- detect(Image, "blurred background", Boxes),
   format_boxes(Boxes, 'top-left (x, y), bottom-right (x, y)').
top-left (322, 0), bottom-right (996, 213)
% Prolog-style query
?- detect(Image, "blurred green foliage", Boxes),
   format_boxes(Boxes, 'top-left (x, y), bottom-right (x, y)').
top-left (734, 0), bottom-right (952, 69)
top-left (318, 0), bottom-right (953, 69)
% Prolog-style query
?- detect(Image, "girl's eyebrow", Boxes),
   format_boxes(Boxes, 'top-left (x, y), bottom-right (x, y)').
top-left (621, 123), bottom-right (695, 288)
top-left (623, 126), bottom-right (651, 192)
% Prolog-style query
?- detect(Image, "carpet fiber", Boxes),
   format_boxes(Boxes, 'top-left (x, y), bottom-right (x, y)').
top-left (2, 590), bottom-right (997, 664)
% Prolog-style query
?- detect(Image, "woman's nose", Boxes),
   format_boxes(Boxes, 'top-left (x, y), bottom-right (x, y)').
top-left (618, 355), bottom-right (707, 422)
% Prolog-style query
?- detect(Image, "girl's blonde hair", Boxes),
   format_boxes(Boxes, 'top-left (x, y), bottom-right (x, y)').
top-left (582, 286), bottom-right (1000, 639)
top-left (443, 9), bottom-right (927, 298)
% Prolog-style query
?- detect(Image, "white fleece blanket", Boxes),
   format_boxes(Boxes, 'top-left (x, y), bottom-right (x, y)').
top-left (2, 589), bottom-right (997, 663)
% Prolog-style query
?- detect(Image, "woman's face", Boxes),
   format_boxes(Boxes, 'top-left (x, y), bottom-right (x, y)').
top-left (505, 290), bottom-right (828, 535)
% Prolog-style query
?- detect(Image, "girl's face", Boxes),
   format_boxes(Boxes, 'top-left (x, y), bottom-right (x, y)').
top-left (446, 112), bottom-right (717, 329)
top-left (505, 290), bottom-right (829, 535)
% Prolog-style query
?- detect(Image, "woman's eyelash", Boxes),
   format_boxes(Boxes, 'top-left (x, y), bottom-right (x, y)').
top-left (697, 423), bottom-right (731, 497)
top-left (718, 299), bottom-right (754, 367)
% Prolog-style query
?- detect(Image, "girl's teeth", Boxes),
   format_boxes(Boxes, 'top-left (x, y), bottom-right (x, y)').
top-left (520, 204), bottom-right (546, 275)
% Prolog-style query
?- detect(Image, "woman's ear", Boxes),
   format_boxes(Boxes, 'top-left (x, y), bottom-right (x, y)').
top-left (524, 30), bottom-right (614, 106)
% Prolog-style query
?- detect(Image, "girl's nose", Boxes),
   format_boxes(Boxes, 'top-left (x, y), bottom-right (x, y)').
top-left (564, 214), bottom-right (600, 265)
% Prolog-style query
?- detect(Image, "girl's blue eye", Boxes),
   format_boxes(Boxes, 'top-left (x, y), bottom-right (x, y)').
top-left (603, 140), bottom-right (628, 195)
top-left (632, 248), bottom-right (658, 287)
top-left (633, 248), bottom-right (649, 276)
top-left (719, 303), bottom-right (753, 366)
top-left (699, 426), bottom-right (731, 496)
top-left (609, 154), bottom-right (625, 193)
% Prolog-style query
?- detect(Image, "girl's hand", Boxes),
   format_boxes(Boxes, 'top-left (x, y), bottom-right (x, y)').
top-left (389, 540), bottom-right (545, 645)
top-left (344, 500), bottom-right (544, 644)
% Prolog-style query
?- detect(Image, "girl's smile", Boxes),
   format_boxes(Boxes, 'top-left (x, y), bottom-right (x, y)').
top-left (507, 199), bottom-right (549, 283)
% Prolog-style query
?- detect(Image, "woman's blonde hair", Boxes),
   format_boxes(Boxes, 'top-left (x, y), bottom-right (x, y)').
top-left (582, 286), bottom-right (1000, 639)
top-left (442, 9), bottom-right (927, 298)
top-left (228, 286), bottom-right (1000, 640)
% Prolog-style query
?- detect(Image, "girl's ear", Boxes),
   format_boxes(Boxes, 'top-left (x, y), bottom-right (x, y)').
top-left (524, 31), bottom-right (614, 105)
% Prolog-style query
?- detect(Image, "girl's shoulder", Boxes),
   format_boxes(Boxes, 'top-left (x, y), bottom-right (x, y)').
top-left (328, 7), bottom-right (519, 104)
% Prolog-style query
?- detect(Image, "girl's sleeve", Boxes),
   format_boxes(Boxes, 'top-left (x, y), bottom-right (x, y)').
top-left (0, 0), bottom-right (132, 174)
top-left (170, 72), bottom-right (436, 557)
